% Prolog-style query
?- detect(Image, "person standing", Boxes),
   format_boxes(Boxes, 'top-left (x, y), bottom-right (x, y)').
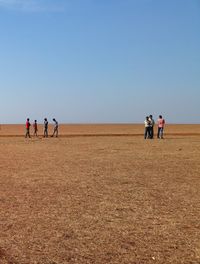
top-left (44, 118), bottom-right (48, 138)
top-left (25, 118), bottom-right (31, 138)
top-left (144, 116), bottom-right (150, 139)
top-left (157, 115), bottom-right (165, 139)
top-left (33, 120), bottom-right (38, 137)
top-left (51, 118), bottom-right (58, 137)
top-left (149, 114), bottom-right (155, 139)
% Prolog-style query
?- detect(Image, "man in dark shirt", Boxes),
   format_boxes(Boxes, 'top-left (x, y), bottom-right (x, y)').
top-left (44, 118), bottom-right (48, 138)
top-left (149, 115), bottom-right (155, 139)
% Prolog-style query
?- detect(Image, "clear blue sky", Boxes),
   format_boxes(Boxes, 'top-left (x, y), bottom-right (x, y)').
top-left (0, 0), bottom-right (199, 124)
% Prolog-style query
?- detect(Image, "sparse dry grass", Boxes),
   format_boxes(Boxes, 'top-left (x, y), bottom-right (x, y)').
top-left (0, 125), bottom-right (200, 264)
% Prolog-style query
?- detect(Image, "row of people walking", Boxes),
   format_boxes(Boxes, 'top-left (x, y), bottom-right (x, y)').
top-left (144, 115), bottom-right (165, 139)
top-left (25, 118), bottom-right (58, 138)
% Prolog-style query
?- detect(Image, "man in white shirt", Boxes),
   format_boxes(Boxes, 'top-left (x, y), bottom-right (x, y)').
top-left (144, 116), bottom-right (150, 139)
top-left (51, 118), bottom-right (58, 137)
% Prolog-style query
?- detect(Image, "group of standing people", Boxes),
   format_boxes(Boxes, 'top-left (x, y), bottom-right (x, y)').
top-left (26, 116), bottom-right (165, 139)
top-left (25, 118), bottom-right (58, 138)
top-left (144, 115), bottom-right (165, 139)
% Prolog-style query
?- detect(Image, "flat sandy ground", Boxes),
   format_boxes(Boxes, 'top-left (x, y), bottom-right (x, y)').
top-left (0, 125), bottom-right (200, 264)
top-left (1, 124), bottom-right (200, 136)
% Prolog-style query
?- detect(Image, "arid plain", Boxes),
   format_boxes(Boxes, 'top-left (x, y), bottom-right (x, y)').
top-left (0, 124), bottom-right (200, 264)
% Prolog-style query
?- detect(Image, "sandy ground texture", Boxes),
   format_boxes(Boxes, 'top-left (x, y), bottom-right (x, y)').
top-left (0, 125), bottom-right (200, 264)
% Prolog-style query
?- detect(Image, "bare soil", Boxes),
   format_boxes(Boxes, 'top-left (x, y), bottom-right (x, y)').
top-left (1, 124), bottom-right (200, 137)
top-left (0, 125), bottom-right (200, 264)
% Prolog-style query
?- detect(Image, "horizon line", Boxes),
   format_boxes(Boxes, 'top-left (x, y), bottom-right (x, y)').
top-left (1, 122), bottom-right (200, 125)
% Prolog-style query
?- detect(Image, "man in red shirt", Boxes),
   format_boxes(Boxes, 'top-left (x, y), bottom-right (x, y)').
top-left (33, 120), bottom-right (38, 137)
top-left (25, 118), bottom-right (31, 138)
top-left (157, 115), bottom-right (165, 139)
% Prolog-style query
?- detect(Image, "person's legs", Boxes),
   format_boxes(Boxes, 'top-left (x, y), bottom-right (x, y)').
top-left (27, 129), bottom-right (30, 138)
top-left (147, 127), bottom-right (151, 139)
top-left (148, 127), bottom-right (151, 138)
top-left (52, 128), bottom-right (56, 137)
top-left (157, 127), bottom-right (164, 139)
top-left (157, 127), bottom-right (161, 138)
top-left (160, 128), bottom-right (164, 139)
top-left (144, 127), bottom-right (148, 139)
top-left (149, 127), bottom-right (153, 139)
top-left (44, 129), bottom-right (48, 137)
top-left (26, 128), bottom-right (30, 138)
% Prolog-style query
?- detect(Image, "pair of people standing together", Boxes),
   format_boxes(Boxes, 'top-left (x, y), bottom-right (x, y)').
top-left (25, 118), bottom-right (58, 138)
top-left (144, 115), bottom-right (165, 139)
top-left (43, 118), bottom-right (58, 137)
